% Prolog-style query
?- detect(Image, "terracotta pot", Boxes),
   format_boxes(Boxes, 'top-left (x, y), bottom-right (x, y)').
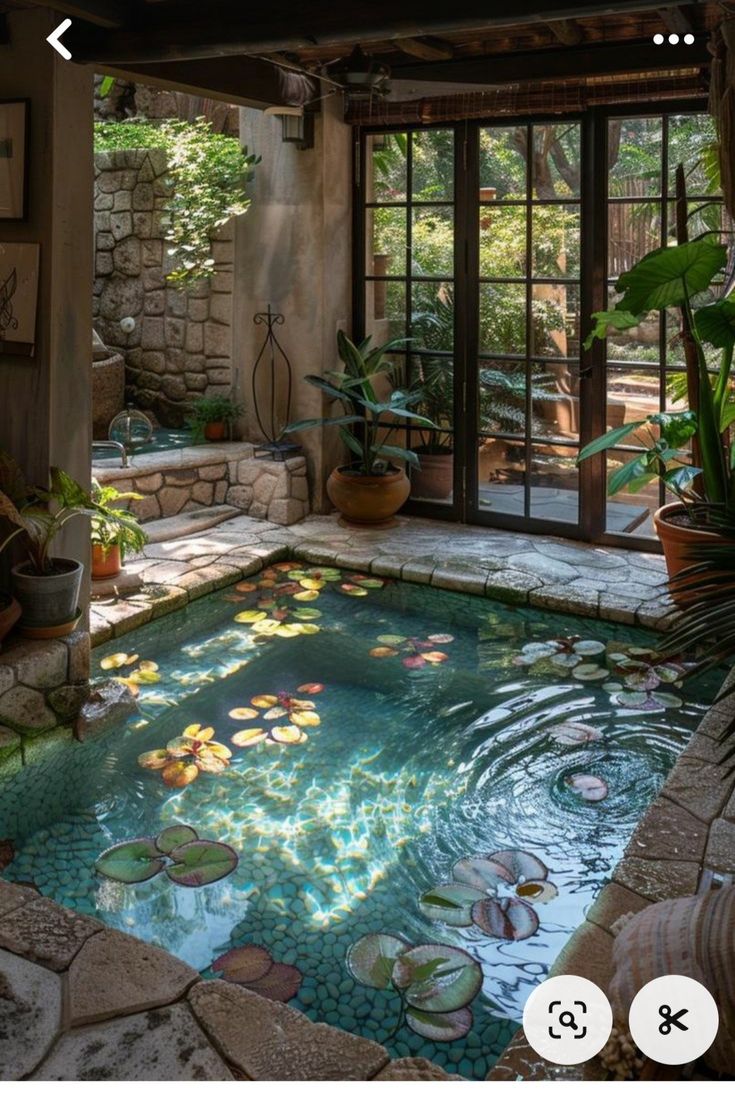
top-left (204, 421), bottom-right (227, 441)
top-left (653, 503), bottom-right (735, 591)
top-left (92, 543), bottom-right (122, 580)
top-left (0, 595), bottom-right (21, 649)
top-left (326, 465), bottom-right (410, 525)
top-left (411, 451), bottom-right (453, 501)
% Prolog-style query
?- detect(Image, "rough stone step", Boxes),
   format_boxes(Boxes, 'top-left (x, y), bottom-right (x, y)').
top-left (141, 505), bottom-right (241, 544)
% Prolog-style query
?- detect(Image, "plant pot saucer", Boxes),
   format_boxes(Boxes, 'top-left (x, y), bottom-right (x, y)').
top-left (18, 608), bottom-right (83, 640)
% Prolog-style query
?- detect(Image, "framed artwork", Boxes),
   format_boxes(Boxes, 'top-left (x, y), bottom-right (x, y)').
top-left (0, 242), bottom-right (40, 356)
top-left (0, 99), bottom-right (29, 221)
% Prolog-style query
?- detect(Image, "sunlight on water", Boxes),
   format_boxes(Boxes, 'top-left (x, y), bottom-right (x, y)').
top-left (0, 568), bottom-right (718, 1078)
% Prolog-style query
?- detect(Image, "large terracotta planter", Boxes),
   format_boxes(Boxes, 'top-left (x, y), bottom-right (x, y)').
top-left (0, 595), bottom-right (21, 649)
top-left (204, 421), bottom-right (226, 442)
top-left (92, 543), bottom-right (122, 580)
top-left (326, 465), bottom-right (410, 525)
top-left (411, 451), bottom-right (453, 501)
top-left (654, 503), bottom-right (735, 589)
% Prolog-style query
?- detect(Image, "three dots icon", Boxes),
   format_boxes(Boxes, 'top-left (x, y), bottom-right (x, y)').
top-left (653, 32), bottom-right (695, 45)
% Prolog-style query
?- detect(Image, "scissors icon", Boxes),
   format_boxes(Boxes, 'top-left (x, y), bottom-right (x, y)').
top-left (658, 1004), bottom-right (689, 1034)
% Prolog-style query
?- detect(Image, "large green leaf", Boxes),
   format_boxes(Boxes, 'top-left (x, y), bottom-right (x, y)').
top-left (615, 240), bottom-right (727, 315)
top-left (583, 309), bottom-right (642, 350)
top-left (283, 415), bottom-right (363, 434)
top-left (418, 883), bottom-right (485, 927)
top-left (578, 420), bottom-right (647, 462)
top-left (694, 296), bottom-right (735, 351)
top-left (372, 443), bottom-right (419, 468)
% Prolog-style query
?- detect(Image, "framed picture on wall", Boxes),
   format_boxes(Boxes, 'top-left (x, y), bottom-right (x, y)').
top-left (0, 242), bottom-right (40, 356)
top-left (0, 99), bottom-right (29, 221)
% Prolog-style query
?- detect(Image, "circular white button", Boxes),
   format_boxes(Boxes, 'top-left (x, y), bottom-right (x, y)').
top-left (523, 975), bottom-right (613, 1065)
top-left (628, 975), bottom-right (719, 1066)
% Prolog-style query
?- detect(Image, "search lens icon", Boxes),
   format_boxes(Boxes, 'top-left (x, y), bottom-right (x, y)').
top-left (558, 1010), bottom-right (578, 1031)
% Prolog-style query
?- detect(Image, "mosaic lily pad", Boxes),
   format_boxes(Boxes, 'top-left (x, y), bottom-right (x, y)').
top-left (418, 884), bottom-right (485, 927)
top-left (213, 944), bottom-right (272, 983)
top-left (228, 707), bottom-right (259, 721)
top-left (406, 1005), bottom-right (473, 1041)
top-left (95, 838), bottom-right (166, 884)
top-left (165, 839), bottom-right (239, 887)
top-left (393, 944), bottom-right (482, 1011)
top-left (156, 825), bottom-right (198, 854)
top-left (346, 932), bottom-right (410, 989)
top-left (471, 896), bottom-right (539, 940)
top-left (231, 728), bottom-right (268, 747)
top-left (452, 855), bottom-right (513, 891)
top-left (297, 682), bottom-right (324, 694)
top-left (548, 721), bottom-right (603, 745)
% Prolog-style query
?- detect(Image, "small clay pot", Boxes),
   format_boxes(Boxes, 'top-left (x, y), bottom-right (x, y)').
top-left (92, 543), bottom-right (122, 580)
top-left (326, 465), bottom-right (410, 525)
top-left (204, 421), bottom-right (227, 441)
top-left (411, 450), bottom-right (454, 501)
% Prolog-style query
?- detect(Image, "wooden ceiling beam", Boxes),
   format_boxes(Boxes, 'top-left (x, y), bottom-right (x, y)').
top-left (547, 19), bottom-right (584, 46)
top-left (396, 36), bottom-right (455, 62)
top-left (19, 0), bottom-right (127, 28)
top-left (65, 1), bottom-right (699, 65)
top-left (387, 37), bottom-right (710, 84)
top-left (657, 5), bottom-right (695, 34)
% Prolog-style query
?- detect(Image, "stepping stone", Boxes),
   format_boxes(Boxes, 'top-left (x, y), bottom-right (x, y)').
top-left (33, 1003), bottom-right (232, 1080)
top-left (0, 948), bottom-right (62, 1079)
top-left (141, 505), bottom-right (241, 544)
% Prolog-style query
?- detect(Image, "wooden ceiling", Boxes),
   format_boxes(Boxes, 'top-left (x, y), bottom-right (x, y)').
top-left (1, 1), bottom-right (731, 108)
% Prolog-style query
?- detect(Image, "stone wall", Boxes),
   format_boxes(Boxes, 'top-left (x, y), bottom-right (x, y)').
top-left (0, 633), bottom-right (90, 780)
top-left (93, 148), bottom-right (235, 427)
top-left (93, 443), bottom-right (309, 525)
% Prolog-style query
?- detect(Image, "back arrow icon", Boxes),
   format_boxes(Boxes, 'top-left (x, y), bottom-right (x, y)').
top-left (47, 18), bottom-right (73, 60)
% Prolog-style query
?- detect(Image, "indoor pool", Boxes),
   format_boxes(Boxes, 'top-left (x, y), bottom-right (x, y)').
top-left (0, 564), bottom-right (718, 1078)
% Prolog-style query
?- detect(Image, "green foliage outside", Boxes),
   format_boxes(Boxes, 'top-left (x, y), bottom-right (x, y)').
top-left (94, 118), bottom-right (258, 287)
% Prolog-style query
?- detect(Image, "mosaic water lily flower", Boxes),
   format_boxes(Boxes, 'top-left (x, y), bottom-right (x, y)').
top-left (565, 773), bottom-right (609, 802)
top-left (99, 651), bottom-right (162, 697)
top-left (513, 636), bottom-right (608, 678)
top-left (369, 633), bottom-right (454, 669)
top-left (228, 686), bottom-right (324, 748)
top-left (138, 723), bottom-right (232, 786)
top-left (95, 824), bottom-right (238, 888)
top-left (347, 933), bottom-right (482, 1041)
top-left (419, 849), bottom-right (557, 942)
top-left (211, 944), bottom-right (302, 1002)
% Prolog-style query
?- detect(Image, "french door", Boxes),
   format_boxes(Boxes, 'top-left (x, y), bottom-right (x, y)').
top-left (354, 102), bottom-right (720, 550)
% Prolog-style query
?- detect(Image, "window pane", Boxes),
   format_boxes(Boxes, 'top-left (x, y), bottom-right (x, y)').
top-left (608, 117), bottom-right (662, 197)
top-left (368, 132), bottom-right (407, 202)
top-left (531, 362), bottom-right (580, 442)
top-left (477, 435), bottom-right (526, 512)
top-left (367, 207), bottom-right (406, 275)
top-left (412, 129), bottom-right (454, 200)
top-left (531, 283), bottom-right (579, 359)
top-left (530, 446), bottom-right (579, 524)
top-left (532, 123), bottom-right (580, 199)
top-left (606, 457), bottom-right (658, 536)
top-left (668, 113), bottom-right (720, 195)
top-left (666, 199), bottom-right (727, 246)
top-left (480, 283), bottom-right (526, 355)
top-left (479, 360), bottom-right (526, 437)
top-left (365, 281), bottom-right (406, 340)
top-left (412, 281), bottom-right (453, 352)
top-left (532, 205), bottom-right (580, 278)
top-left (606, 369), bottom-right (660, 432)
top-left (412, 206), bottom-right (453, 277)
top-left (480, 206), bottom-right (526, 277)
top-left (608, 201), bottom-right (662, 279)
top-left (480, 127), bottom-right (527, 198)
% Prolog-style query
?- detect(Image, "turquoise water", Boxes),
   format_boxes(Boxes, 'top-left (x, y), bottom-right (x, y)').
top-left (0, 566), bottom-right (717, 1078)
top-left (134, 427), bottom-right (193, 454)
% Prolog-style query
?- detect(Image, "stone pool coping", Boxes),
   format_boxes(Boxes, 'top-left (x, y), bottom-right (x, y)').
top-left (90, 511), bottom-right (672, 645)
top-left (8, 511), bottom-right (732, 1081)
top-left (0, 880), bottom-right (450, 1080)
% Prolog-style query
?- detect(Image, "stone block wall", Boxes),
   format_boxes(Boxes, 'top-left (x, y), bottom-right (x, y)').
top-left (93, 148), bottom-right (235, 427)
top-left (93, 444), bottom-right (309, 525)
top-left (0, 632), bottom-right (90, 780)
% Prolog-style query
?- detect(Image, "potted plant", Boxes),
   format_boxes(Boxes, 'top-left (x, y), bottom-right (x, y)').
top-left (90, 482), bottom-right (148, 580)
top-left (577, 236), bottom-right (735, 580)
top-left (409, 294), bottom-right (455, 501)
top-left (284, 331), bottom-right (437, 525)
top-left (0, 452), bottom-right (138, 636)
top-left (188, 395), bottom-right (244, 443)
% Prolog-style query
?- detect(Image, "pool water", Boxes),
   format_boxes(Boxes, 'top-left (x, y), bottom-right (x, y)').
top-left (0, 564), bottom-right (717, 1078)
top-left (133, 427), bottom-right (193, 454)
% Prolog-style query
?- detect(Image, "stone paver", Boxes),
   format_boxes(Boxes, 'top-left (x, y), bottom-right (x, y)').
top-left (189, 981), bottom-right (390, 1080)
top-left (373, 1057), bottom-right (453, 1080)
top-left (68, 928), bottom-right (199, 1025)
top-left (33, 1003), bottom-right (233, 1081)
top-left (0, 896), bottom-right (102, 972)
top-left (0, 948), bottom-right (62, 1080)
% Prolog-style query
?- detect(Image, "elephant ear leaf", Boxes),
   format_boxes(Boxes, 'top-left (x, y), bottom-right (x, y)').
top-left (583, 309), bottom-right (642, 350)
top-left (694, 295), bottom-right (735, 351)
top-left (615, 240), bottom-right (726, 315)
